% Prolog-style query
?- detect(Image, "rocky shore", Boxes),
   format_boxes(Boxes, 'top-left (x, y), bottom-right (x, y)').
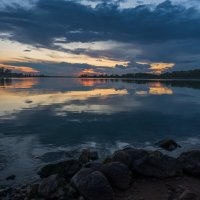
top-left (1, 141), bottom-right (200, 200)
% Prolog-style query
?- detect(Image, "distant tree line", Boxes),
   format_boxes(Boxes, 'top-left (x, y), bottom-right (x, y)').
top-left (0, 67), bottom-right (45, 77)
top-left (0, 67), bottom-right (12, 75)
top-left (79, 69), bottom-right (200, 79)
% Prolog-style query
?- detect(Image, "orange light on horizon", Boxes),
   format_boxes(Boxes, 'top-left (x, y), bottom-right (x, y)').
top-left (149, 62), bottom-right (175, 74)
top-left (136, 61), bottom-right (175, 74)
top-left (0, 63), bottom-right (39, 73)
top-left (0, 39), bottom-right (129, 69)
top-left (79, 68), bottom-right (103, 76)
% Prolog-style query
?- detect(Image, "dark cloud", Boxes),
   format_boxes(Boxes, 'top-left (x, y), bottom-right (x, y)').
top-left (1, 0), bottom-right (200, 74)
top-left (3, 59), bottom-right (153, 76)
top-left (3, 61), bottom-right (107, 76)
top-left (0, 0), bottom-right (200, 46)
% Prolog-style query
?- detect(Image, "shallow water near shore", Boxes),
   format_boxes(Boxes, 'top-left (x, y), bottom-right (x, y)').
top-left (0, 77), bottom-right (200, 186)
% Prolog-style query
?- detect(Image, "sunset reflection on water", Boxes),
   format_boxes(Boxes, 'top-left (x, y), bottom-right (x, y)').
top-left (0, 77), bottom-right (200, 186)
top-left (149, 82), bottom-right (173, 95)
top-left (78, 78), bottom-right (107, 87)
top-left (0, 78), bottom-right (38, 89)
top-left (0, 78), bottom-right (176, 118)
top-left (0, 78), bottom-right (128, 118)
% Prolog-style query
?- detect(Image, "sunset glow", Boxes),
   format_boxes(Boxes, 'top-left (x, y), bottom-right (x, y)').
top-left (136, 62), bottom-right (175, 74)
top-left (0, 64), bottom-right (39, 73)
top-left (150, 63), bottom-right (175, 74)
top-left (0, 0), bottom-right (199, 75)
top-left (79, 69), bottom-right (104, 76)
top-left (0, 39), bottom-right (128, 75)
top-left (1, 0), bottom-right (200, 195)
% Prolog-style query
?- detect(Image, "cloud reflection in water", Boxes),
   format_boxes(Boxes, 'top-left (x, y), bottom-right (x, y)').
top-left (0, 86), bottom-right (128, 118)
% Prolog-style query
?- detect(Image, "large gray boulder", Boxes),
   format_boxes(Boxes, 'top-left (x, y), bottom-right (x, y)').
top-left (74, 162), bottom-right (131, 191)
top-left (38, 174), bottom-right (65, 199)
top-left (132, 151), bottom-right (182, 178)
top-left (178, 150), bottom-right (200, 177)
top-left (111, 150), bottom-right (132, 168)
top-left (72, 170), bottom-right (113, 200)
top-left (71, 168), bottom-right (95, 187)
top-left (78, 162), bottom-right (132, 190)
top-left (112, 148), bottom-right (148, 168)
top-left (38, 159), bottom-right (82, 179)
top-left (101, 162), bottom-right (132, 190)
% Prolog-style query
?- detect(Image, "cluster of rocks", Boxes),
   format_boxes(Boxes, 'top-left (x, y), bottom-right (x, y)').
top-left (1, 143), bottom-right (200, 200)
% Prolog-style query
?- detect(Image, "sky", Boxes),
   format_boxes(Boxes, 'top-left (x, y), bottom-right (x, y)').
top-left (0, 0), bottom-right (200, 76)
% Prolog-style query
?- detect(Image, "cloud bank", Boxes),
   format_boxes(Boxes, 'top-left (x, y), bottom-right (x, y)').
top-left (0, 0), bottom-right (200, 75)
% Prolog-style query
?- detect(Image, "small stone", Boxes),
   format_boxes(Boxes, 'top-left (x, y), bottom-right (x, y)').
top-left (25, 100), bottom-right (33, 104)
top-left (156, 139), bottom-right (181, 151)
top-left (179, 190), bottom-right (198, 200)
top-left (21, 185), bottom-right (27, 189)
top-left (6, 175), bottom-right (16, 180)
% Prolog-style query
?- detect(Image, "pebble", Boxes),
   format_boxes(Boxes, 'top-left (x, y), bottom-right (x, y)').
top-left (6, 175), bottom-right (16, 180)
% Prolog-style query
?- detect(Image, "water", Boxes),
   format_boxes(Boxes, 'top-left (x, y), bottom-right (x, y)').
top-left (0, 77), bottom-right (200, 186)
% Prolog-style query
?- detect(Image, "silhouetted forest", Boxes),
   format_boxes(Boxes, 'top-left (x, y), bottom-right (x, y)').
top-left (79, 69), bottom-right (200, 79)
top-left (0, 67), bottom-right (45, 77)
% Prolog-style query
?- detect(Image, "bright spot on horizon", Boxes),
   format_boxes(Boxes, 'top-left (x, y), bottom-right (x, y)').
top-left (0, 64), bottom-right (39, 73)
top-left (150, 63), bottom-right (175, 74)
top-left (136, 61), bottom-right (175, 74)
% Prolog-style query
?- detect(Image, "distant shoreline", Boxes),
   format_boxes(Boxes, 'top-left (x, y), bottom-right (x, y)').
top-left (78, 77), bottom-right (200, 81)
top-left (1, 69), bottom-right (200, 80)
top-left (79, 69), bottom-right (200, 80)
top-left (1, 76), bottom-right (200, 82)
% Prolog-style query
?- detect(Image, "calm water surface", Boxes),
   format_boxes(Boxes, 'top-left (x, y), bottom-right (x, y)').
top-left (0, 78), bottom-right (200, 185)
